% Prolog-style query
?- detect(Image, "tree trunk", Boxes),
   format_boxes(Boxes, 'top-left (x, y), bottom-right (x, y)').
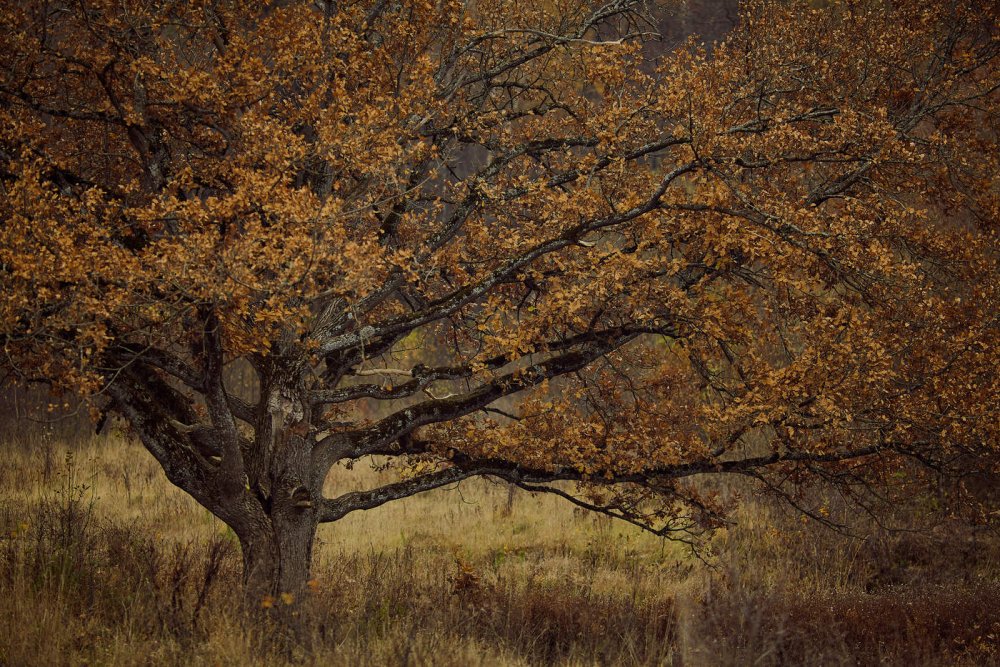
top-left (235, 369), bottom-right (319, 614)
top-left (237, 506), bottom-right (318, 612)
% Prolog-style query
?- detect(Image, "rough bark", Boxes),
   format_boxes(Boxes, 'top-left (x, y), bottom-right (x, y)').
top-left (109, 360), bottom-right (321, 611)
top-left (237, 508), bottom-right (317, 608)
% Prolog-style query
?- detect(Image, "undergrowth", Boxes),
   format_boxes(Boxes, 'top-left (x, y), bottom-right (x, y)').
top-left (0, 434), bottom-right (997, 666)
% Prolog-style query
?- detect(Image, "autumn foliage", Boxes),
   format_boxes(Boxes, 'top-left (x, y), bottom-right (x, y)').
top-left (1, 0), bottom-right (997, 601)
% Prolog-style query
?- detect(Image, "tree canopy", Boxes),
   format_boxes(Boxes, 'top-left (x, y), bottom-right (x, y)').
top-left (1, 0), bottom-right (997, 599)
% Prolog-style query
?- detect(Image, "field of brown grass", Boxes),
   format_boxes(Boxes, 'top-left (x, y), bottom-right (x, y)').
top-left (1, 425), bottom-right (998, 666)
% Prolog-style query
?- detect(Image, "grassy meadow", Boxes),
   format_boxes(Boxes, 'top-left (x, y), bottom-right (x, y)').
top-left (0, 424), bottom-right (998, 666)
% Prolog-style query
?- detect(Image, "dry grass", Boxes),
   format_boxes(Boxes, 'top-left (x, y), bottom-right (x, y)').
top-left (0, 427), bottom-right (997, 666)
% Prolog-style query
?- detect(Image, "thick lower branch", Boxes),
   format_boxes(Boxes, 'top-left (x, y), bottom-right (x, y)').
top-left (317, 330), bottom-right (643, 465)
top-left (311, 325), bottom-right (664, 407)
top-left (319, 467), bottom-right (483, 522)
top-left (317, 444), bottom-right (887, 524)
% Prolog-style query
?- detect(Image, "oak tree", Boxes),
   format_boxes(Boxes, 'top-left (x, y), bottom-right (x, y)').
top-left (2, 0), bottom-right (997, 605)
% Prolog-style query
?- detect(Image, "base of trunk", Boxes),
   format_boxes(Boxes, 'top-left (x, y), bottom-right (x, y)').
top-left (239, 512), bottom-right (317, 614)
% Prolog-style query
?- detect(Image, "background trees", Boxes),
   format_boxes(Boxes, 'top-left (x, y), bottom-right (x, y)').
top-left (1, 0), bottom-right (997, 603)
